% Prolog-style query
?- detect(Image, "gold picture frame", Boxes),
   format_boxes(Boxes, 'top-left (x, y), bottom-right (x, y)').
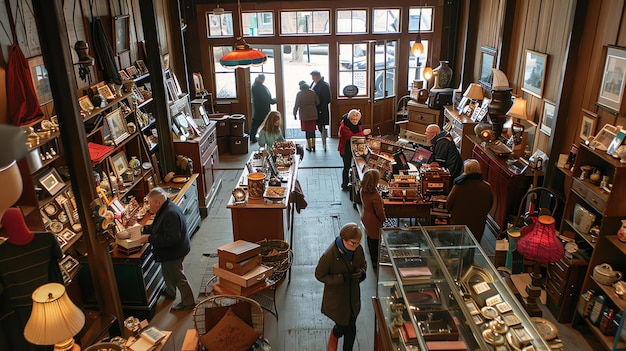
top-left (521, 49), bottom-right (548, 98)
top-left (27, 56), bottom-right (53, 105)
top-left (105, 108), bottom-right (130, 145)
top-left (97, 84), bottom-right (115, 100)
top-left (110, 151), bottom-right (129, 179)
top-left (78, 95), bottom-right (94, 113)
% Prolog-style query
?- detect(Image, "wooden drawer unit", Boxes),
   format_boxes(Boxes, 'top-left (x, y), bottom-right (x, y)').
top-left (443, 105), bottom-right (477, 159)
top-left (406, 101), bottom-right (442, 133)
top-left (546, 256), bottom-right (587, 323)
top-left (175, 176), bottom-right (201, 238)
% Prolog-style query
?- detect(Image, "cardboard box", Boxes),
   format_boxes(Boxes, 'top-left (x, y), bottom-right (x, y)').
top-left (213, 264), bottom-right (273, 287)
top-left (217, 240), bottom-right (261, 262)
top-left (229, 135), bottom-right (249, 154)
top-left (218, 254), bottom-right (262, 275)
top-left (216, 277), bottom-right (266, 295)
top-left (181, 329), bottom-right (198, 351)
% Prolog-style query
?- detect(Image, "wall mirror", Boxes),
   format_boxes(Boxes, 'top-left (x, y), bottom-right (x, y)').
top-left (113, 15), bottom-right (131, 55)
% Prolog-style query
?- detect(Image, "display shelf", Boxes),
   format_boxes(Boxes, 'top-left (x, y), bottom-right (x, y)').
top-left (582, 317), bottom-right (626, 350)
top-left (133, 73), bottom-right (150, 82)
top-left (62, 233), bottom-right (83, 254)
top-left (140, 118), bottom-right (156, 132)
top-left (564, 219), bottom-right (596, 249)
top-left (37, 182), bottom-right (73, 209)
top-left (27, 131), bottom-right (60, 152)
top-left (81, 92), bottom-right (133, 124)
top-left (30, 155), bottom-right (61, 175)
top-left (607, 236), bottom-right (626, 256)
top-left (590, 276), bottom-right (626, 312)
top-left (137, 97), bottom-right (153, 109)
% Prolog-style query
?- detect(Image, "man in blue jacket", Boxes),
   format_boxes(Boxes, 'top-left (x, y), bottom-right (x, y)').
top-left (141, 187), bottom-right (195, 311)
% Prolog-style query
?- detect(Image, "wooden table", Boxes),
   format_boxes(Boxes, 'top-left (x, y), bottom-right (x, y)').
top-left (226, 154), bottom-right (299, 242)
top-left (128, 330), bottom-right (172, 351)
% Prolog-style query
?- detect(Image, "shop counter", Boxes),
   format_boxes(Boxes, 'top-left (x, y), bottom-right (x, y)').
top-left (226, 153), bottom-right (300, 242)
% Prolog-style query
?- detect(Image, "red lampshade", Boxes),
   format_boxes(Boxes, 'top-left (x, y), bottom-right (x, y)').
top-left (517, 215), bottom-right (564, 264)
top-left (219, 37), bottom-right (267, 69)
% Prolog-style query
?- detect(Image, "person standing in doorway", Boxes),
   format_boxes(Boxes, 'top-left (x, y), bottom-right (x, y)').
top-left (250, 74), bottom-right (276, 143)
top-left (310, 70), bottom-right (332, 151)
top-left (293, 80), bottom-right (319, 151)
top-left (315, 223), bottom-right (367, 351)
top-left (141, 187), bottom-right (195, 311)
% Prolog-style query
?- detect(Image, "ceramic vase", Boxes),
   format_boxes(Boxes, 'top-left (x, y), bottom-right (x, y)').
top-left (488, 88), bottom-right (513, 138)
top-left (433, 61), bottom-right (453, 89)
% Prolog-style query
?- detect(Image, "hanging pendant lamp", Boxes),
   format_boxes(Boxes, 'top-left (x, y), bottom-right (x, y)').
top-left (219, 0), bottom-right (267, 69)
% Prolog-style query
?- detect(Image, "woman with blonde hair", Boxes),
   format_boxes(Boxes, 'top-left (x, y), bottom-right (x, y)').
top-left (360, 169), bottom-right (386, 268)
top-left (315, 223), bottom-right (367, 351)
top-left (257, 111), bottom-right (285, 151)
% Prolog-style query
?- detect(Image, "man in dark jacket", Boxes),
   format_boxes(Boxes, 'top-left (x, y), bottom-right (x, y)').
top-left (425, 124), bottom-right (463, 180)
top-left (310, 70), bottom-right (332, 151)
top-left (250, 74), bottom-right (276, 142)
top-left (141, 187), bottom-right (195, 311)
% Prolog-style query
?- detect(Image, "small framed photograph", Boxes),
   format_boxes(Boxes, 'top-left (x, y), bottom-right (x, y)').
top-left (166, 79), bottom-right (179, 101)
top-left (109, 198), bottom-right (126, 215)
top-left (119, 70), bottom-right (130, 80)
top-left (126, 65), bottom-right (139, 78)
top-left (579, 109), bottom-right (598, 143)
top-left (60, 228), bottom-right (77, 242)
top-left (186, 114), bottom-right (201, 136)
top-left (465, 300), bottom-right (480, 315)
top-left (97, 84), bottom-right (115, 100)
top-left (56, 234), bottom-right (68, 248)
top-left (131, 85), bottom-right (145, 103)
top-left (479, 46), bottom-right (496, 89)
top-left (60, 255), bottom-right (79, 273)
top-left (590, 123), bottom-right (620, 151)
top-left (105, 108), bottom-right (130, 145)
top-left (135, 60), bottom-right (148, 74)
top-left (472, 281), bottom-right (491, 295)
top-left (495, 301), bottom-right (512, 313)
top-left (607, 129), bottom-right (626, 156)
top-left (472, 314), bottom-right (484, 325)
top-left (28, 55), bottom-right (53, 105)
top-left (540, 100), bottom-right (556, 136)
top-left (39, 168), bottom-right (66, 196)
top-left (110, 151), bottom-right (129, 178)
top-left (598, 46), bottom-right (626, 113)
top-left (521, 49), bottom-right (548, 98)
top-left (78, 95), bottom-right (94, 113)
top-left (163, 53), bottom-right (170, 71)
top-left (503, 314), bottom-right (522, 327)
top-left (485, 294), bottom-right (503, 307)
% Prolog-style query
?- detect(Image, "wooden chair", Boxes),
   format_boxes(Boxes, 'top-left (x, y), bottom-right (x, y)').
top-left (193, 294), bottom-right (264, 349)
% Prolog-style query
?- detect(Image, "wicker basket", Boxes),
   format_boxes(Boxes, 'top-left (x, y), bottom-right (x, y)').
top-left (257, 239), bottom-right (290, 265)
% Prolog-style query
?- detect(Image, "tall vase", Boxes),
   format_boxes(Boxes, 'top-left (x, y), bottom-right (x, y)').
top-left (433, 61), bottom-right (453, 89)
top-left (488, 88), bottom-right (513, 139)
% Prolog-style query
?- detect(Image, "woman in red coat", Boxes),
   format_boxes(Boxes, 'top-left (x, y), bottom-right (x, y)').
top-left (360, 169), bottom-right (386, 268)
top-left (338, 109), bottom-right (370, 190)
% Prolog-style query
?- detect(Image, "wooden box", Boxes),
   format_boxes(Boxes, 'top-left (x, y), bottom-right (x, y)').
top-left (413, 310), bottom-right (459, 341)
top-left (216, 277), bottom-right (266, 295)
top-left (213, 264), bottom-right (273, 288)
top-left (181, 329), bottom-right (199, 351)
top-left (217, 240), bottom-right (261, 262)
top-left (218, 254), bottom-right (262, 275)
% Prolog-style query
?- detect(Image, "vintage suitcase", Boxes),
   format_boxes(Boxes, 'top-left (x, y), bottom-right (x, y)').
top-left (218, 254), bottom-right (262, 275)
top-left (229, 114), bottom-right (246, 137)
top-left (216, 277), bottom-right (266, 294)
top-left (217, 240), bottom-right (261, 262)
top-left (213, 264), bottom-right (273, 288)
top-left (229, 135), bottom-right (249, 154)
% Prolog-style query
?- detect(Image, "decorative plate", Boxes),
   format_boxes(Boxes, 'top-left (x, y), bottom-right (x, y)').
top-left (172, 176), bottom-right (190, 183)
top-left (232, 188), bottom-right (246, 202)
top-left (142, 162), bottom-right (152, 170)
top-left (481, 306), bottom-right (498, 320)
top-left (44, 203), bottom-right (57, 216)
top-left (530, 317), bottom-right (558, 340)
top-left (49, 221), bottom-right (64, 233)
top-left (57, 211), bottom-right (68, 223)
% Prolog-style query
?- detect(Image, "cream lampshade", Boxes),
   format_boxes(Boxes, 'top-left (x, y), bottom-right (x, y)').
top-left (24, 283), bottom-right (85, 351)
top-left (507, 97), bottom-right (528, 121)
top-left (463, 83), bottom-right (484, 101)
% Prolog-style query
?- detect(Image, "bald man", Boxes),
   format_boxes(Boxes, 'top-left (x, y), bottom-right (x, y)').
top-left (424, 124), bottom-right (463, 179)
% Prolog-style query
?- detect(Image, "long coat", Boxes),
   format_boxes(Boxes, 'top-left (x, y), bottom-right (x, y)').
top-left (143, 199), bottom-right (190, 262)
top-left (337, 116), bottom-right (364, 156)
top-left (360, 190), bottom-right (386, 239)
top-left (251, 81), bottom-right (275, 121)
top-left (427, 131), bottom-right (464, 180)
top-left (293, 88), bottom-right (319, 121)
top-left (311, 79), bottom-right (332, 126)
top-left (446, 173), bottom-right (494, 242)
top-left (315, 241), bottom-right (367, 326)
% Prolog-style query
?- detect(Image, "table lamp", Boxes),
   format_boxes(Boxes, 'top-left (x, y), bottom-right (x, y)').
top-left (463, 83), bottom-right (484, 117)
top-left (24, 282), bottom-right (86, 351)
top-left (506, 97), bottom-right (533, 156)
top-left (516, 215), bottom-right (564, 316)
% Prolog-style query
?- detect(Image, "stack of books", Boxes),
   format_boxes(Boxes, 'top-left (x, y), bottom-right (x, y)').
top-left (213, 240), bottom-right (273, 294)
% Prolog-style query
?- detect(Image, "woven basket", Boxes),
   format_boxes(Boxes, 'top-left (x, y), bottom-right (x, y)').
top-left (257, 239), bottom-right (290, 265)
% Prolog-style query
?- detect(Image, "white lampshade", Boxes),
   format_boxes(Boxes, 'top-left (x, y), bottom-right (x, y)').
top-left (423, 66), bottom-right (433, 80)
top-left (507, 97), bottom-right (528, 120)
top-left (24, 283), bottom-right (85, 350)
top-left (492, 68), bottom-right (510, 89)
top-left (463, 83), bottom-right (484, 100)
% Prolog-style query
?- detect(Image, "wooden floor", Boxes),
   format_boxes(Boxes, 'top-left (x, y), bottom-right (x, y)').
top-left (146, 143), bottom-right (598, 351)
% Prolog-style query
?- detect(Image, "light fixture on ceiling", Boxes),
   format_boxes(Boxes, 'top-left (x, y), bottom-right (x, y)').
top-left (219, 0), bottom-right (267, 69)
top-left (411, 5), bottom-right (430, 82)
top-left (212, 0), bottom-right (224, 15)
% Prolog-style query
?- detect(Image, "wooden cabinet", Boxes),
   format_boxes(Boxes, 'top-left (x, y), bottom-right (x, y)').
top-left (471, 140), bottom-right (534, 233)
top-left (173, 174), bottom-right (201, 238)
top-left (174, 121), bottom-right (220, 217)
top-left (443, 105), bottom-right (478, 159)
top-left (545, 256), bottom-right (587, 322)
top-left (405, 101), bottom-right (442, 134)
top-left (563, 144), bottom-right (626, 350)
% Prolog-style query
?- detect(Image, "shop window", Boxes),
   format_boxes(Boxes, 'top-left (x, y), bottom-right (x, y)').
top-left (206, 12), bottom-right (234, 37)
top-left (339, 43), bottom-right (368, 97)
top-left (280, 10), bottom-right (330, 35)
top-left (335, 9), bottom-right (367, 34)
top-left (242, 11), bottom-right (274, 36)
top-left (374, 40), bottom-right (397, 98)
top-left (408, 40), bottom-right (430, 85)
top-left (372, 8), bottom-right (400, 33)
top-left (408, 7), bottom-right (433, 32)
top-left (213, 47), bottom-right (237, 98)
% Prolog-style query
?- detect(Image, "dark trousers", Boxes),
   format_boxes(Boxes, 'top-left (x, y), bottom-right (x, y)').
top-left (367, 236), bottom-right (379, 269)
top-left (332, 313), bottom-right (357, 351)
top-left (305, 131), bottom-right (316, 138)
top-left (249, 117), bottom-right (264, 140)
top-left (341, 151), bottom-right (352, 187)
top-left (160, 257), bottom-right (195, 306)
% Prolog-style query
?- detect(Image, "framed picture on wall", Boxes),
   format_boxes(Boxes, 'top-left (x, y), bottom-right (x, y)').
top-left (479, 46), bottom-right (496, 89)
top-left (578, 108), bottom-right (598, 143)
top-left (540, 100), bottom-right (556, 136)
top-left (597, 46), bottom-right (626, 113)
top-left (27, 56), bottom-right (53, 105)
top-left (113, 15), bottom-right (130, 55)
top-left (105, 108), bottom-right (130, 145)
top-left (521, 49), bottom-right (548, 98)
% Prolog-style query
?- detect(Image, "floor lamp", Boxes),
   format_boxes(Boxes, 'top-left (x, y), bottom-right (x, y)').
top-left (516, 215), bottom-right (564, 317)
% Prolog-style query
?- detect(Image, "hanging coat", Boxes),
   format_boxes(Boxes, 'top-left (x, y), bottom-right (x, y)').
top-left (92, 17), bottom-right (122, 85)
top-left (7, 44), bottom-right (43, 125)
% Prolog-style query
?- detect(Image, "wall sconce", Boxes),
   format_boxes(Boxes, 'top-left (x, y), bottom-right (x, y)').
top-left (24, 283), bottom-right (85, 350)
top-left (73, 41), bottom-right (94, 83)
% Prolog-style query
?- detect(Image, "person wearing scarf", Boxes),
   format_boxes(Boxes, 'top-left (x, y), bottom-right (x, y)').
top-left (315, 223), bottom-right (367, 351)
top-left (446, 159), bottom-right (494, 242)
top-left (337, 109), bottom-right (371, 190)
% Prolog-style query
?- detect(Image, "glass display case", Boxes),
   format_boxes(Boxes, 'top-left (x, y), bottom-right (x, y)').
top-left (374, 226), bottom-right (552, 350)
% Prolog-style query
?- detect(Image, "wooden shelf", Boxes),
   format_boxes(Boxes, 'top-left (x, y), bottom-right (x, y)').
top-left (607, 236), bottom-right (626, 256)
top-left (137, 97), bottom-right (153, 109)
top-left (82, 92), bottom-right (133, 124)
top-left (37, 182), bottom-right (73, 209)
top-left (590, 275), bottom-right (626, 312)
top-left (582, 317), bottom-right (626, 350)
top-left (564, 219), bottom-right (597, 249)
top-left (133, 72), bottom-right (150, 82)
top-left (140, 119), bottom-right (156, 132)
top-left (30, 154), bottom-right (61, 175)
top-left (27, 131), bottom-right (60, 152)
top-left (62, 232), bottom-right (83, 254)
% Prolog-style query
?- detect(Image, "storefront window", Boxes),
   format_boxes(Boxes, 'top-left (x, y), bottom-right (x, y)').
top-left (280, 10), bottom-right (330, 35)
top-left (242, 11), bottom-right (274, 36)
top-left (213, 47), bottom-right (237, 98)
